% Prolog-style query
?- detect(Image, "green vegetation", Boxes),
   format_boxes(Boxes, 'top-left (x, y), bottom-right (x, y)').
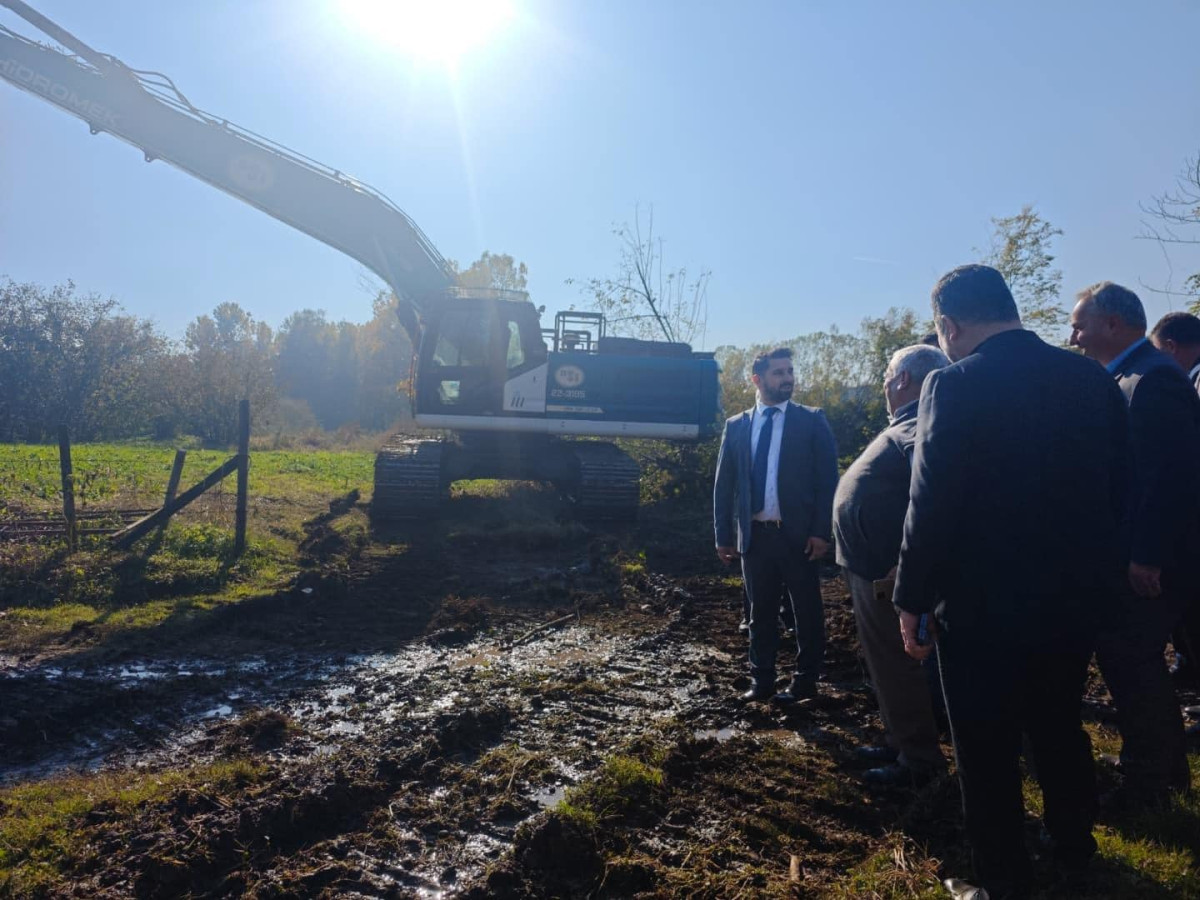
top-left (829, 834), bottom-right (944, 900)
top-left (0, 443), bottom-right (374, 655)
top-left (618, 550), bottom-right (647, 579)
top-left (0, 759), bottom-right (264, 894)
top-left (558, 755), bottom-right (665, 826)
top-left (0, 444), bottom-right (372, 513)
top-left (1066, 724), bottom-right (1200, 897)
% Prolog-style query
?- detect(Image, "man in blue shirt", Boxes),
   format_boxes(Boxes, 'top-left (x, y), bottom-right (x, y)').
top-left (713, 347), bottom-right (839, 703)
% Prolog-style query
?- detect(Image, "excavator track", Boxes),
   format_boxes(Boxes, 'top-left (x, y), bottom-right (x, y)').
top-left (566, 441), bottom-right (641, 521)
top-left (372, 438), bottom-right (445, 519)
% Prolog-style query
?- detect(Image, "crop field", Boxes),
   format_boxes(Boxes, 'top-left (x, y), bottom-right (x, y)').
top-left (0, 442), bottom-right (1198, 898)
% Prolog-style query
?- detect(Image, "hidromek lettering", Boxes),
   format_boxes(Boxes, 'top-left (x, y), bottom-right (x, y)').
top-left (1, 57), bottom-right (119, 130)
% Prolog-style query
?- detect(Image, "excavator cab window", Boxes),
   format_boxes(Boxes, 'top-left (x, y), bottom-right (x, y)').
top-left (505, 320), bottom-right (525, 370)
top-left (433, 308), bottom-right (493, 368)
top-left (418, 298), bottom-right (545, 418)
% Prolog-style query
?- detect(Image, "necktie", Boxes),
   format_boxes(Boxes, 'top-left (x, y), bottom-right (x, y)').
top-left (751, 406), bottom-right (777, 515)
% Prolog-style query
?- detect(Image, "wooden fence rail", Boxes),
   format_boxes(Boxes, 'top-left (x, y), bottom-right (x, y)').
top-left (9, 401), bottom-right (253, 554)
top-left (111, 400), bottom-right (250, 551)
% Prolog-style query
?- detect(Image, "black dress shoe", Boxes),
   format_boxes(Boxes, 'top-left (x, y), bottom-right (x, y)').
top-left (740, 679), bottom-right (775, 702)
top-left (854, 745), bottom-right (900, 763)
top-left (775, 675), bottom-right (817, 704)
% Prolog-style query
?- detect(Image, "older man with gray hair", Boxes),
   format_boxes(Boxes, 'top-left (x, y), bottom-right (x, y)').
top-left (1070, 281), bottom-right (1200, 807)
top-left (833, 343), bottom-right (949, 787)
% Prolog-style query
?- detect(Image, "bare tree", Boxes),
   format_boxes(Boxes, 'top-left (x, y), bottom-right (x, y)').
top-left (1140, 153), bottom-right (1200, 313)
top-left (573, 205), bottom-right (710, 346)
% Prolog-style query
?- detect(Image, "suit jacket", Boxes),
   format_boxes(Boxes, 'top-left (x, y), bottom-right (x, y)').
top-left (1112, 340), bottom-right (1200, 574)
top-left (713, 401), bottom-right (839, 554)
top-left (893, 329), bottom-right (1131, 647)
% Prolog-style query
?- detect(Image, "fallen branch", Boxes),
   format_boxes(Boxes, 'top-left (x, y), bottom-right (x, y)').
top-left (507, 613), bottom-right (575, 648)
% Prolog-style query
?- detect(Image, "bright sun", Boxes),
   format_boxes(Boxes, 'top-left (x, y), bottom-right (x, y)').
top-left (340, 0), bottom-right (515, 67)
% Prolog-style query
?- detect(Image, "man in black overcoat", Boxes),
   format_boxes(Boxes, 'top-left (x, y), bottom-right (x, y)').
top-left (894, 265), bottom-right (1130, 899)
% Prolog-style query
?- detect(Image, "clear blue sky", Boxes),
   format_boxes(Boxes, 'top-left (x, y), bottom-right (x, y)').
top-left (3, 1), bottom-right (1199, 350)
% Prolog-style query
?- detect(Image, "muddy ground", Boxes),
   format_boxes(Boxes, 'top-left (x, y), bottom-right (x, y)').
top-left (1, 489), bottom-right (1197, 898)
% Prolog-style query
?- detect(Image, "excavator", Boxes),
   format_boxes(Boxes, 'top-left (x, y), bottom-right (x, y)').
top-left (0, 1), bottom-right (721, 519)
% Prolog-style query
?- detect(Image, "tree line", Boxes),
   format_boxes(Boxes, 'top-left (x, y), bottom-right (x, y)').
top-left (0, 272), bottom-right (926, 460)
top-left (0, 252), bottom-right (532, 447)
top-left (0, 278), bottom-right (413, 445)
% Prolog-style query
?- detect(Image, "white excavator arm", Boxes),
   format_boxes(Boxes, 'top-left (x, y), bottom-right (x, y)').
top-left (0, 0), bottom-right (454, 340)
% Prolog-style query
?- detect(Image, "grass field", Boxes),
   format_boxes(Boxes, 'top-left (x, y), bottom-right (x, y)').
top-left (0, 443), bottom-right (373, 512)
top-left (0, 442), bottom-right (377, 658)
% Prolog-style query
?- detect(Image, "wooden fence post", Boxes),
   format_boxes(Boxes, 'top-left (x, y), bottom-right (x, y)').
top-left (57, 426), bottom-right (76, 551)
top-left (150, 449), bottom-right (187, 546)
top-left (165, 450), bottom-right (187, 507)
top-left (235, 399), bottom-right (249, 556)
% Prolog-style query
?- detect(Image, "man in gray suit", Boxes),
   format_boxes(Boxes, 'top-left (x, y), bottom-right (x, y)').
top-left (833, 343), bottom-right (949, 787)
top-left (714, 347), bottom-right (839, 702)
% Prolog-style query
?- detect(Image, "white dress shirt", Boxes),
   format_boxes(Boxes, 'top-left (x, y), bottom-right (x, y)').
top-left (750, 399), bottom-right (788, 522)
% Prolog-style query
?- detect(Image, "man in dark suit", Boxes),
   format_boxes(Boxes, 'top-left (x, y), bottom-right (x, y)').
top-left (1150, 311), bottom-right (1200, 684)
top-left (1070, 283), bottom-right (1200, 804)
top-left (1150, 311), bottom-right (1200, 396)
top-left (894, 265), bottom-right (1130, 899)
top-left (714, 347), bottom-right (839, 703)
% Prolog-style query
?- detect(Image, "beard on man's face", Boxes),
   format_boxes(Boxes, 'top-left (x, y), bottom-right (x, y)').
top-left (763, 380), bottom-right (793, 404)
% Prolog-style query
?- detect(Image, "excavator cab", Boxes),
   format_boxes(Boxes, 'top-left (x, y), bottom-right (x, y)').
top-left (415, 291), bottom-right (547, 421)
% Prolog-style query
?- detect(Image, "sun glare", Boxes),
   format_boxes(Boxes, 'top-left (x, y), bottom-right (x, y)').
top-left (341, 0), bottom-right (515, 67)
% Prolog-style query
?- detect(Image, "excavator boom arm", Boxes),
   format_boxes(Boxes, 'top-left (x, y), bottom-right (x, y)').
top-left (0, 1), bottom-right (454, 336)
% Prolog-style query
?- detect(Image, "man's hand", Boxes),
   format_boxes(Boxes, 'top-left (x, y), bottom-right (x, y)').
top-left (899, 610), bottom-right (936, 660)
top-left (716, 546), bottom-right (739, 565)
top-left (1129, 562), bottom-right (1163, 599)
top-left (805, 537), bottom-right (829, 560)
